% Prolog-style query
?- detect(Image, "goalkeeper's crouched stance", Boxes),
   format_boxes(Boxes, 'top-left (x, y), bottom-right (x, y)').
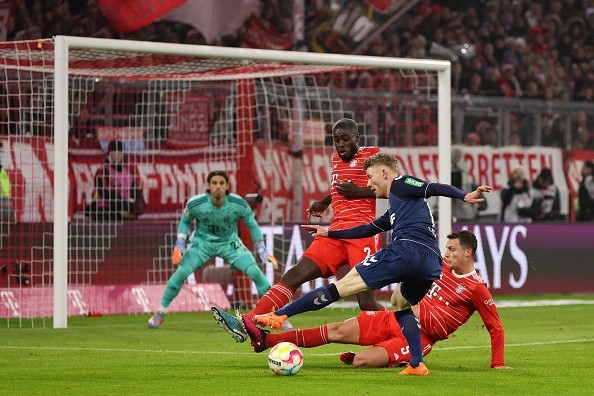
top-left (148, 170), bottom-right (278, 329)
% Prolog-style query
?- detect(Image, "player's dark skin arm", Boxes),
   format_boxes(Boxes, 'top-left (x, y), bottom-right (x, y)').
top-left (334, 181), bottom-right (376, 198)
top-left (308, 183), bottom-right (375, 218)
top-left (308, 194), bottom-right (331, 218)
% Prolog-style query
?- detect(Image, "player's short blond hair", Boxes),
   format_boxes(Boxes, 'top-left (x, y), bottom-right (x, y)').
top-left (363, 152), bottom-right (400, 173)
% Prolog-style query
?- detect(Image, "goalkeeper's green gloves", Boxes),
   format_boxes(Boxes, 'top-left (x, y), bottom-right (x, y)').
top-left (255, 240), bottom-right (278, 270)
top-left (171, 237), bottom-right (186, 266)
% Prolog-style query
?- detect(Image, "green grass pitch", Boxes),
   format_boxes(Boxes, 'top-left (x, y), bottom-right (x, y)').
top-left (1, 295), bottom-right (594, 395)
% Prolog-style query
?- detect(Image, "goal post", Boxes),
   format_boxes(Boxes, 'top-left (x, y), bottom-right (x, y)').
top-left (1, 36), bottom-right (450, 328)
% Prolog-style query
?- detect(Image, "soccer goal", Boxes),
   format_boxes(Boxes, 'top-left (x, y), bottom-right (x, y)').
top-left (0, 36), bottom-right (450, 328)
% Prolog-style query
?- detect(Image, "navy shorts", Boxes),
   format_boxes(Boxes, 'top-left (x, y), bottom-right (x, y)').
top-left (355, 240), bottom-right (442, 305)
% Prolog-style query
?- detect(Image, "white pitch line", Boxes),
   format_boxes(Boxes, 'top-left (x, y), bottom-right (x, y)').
top-left (1, 338), bottom-right (593, 356)
top-left (434, 338), bottom-right (594, 351)
top-left (494, 299), bottom-right (594, 308)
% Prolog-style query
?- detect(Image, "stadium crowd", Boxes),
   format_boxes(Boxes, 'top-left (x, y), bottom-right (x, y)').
top-left (10, 0), bottom-right (594, 101)
top-left (5, 0), bottom-right (594, 149)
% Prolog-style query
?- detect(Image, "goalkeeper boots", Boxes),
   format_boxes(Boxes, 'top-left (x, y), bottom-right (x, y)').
top-left (253, 312), bottom-right (288, 330)
top-left (242, 315), bottom-right (269, 353)
top-left (211, 306), bottom-right (247, 343)
top-left (398, 362), bottom-right (429, 376)
top-left (148, 311), bottom-right (165, 329)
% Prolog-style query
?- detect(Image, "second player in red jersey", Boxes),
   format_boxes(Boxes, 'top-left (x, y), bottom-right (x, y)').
top-left (243, 118), bottom-right (384, 323)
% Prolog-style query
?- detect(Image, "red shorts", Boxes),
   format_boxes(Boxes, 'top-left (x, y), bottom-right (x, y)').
top-left (302, 235), bottom-right (381, 278)
top-left (356, 310), bottom-right (434, 367)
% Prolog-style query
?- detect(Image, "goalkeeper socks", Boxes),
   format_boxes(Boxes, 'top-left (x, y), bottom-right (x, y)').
top-left (276, 284), bottom-right (340, 318)
top-left (248, 283), bottom-right (295, 317)
top-left (161, 267), bottom-right (192, 307)
top-left (396, 309), bottom-right (423, 368)
top-left (266, 325), bottom-right (329, 349)
top-left (245, 264), bottom-right (270, 297)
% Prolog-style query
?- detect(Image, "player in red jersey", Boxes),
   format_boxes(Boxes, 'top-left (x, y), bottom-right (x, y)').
top-left (243, 230), bottom-right (511, 370)
top-left (212, 118), bottom-right (384, 340)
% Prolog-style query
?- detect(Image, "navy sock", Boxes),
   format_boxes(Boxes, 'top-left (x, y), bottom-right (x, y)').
top-left (395, 309), bottom-right (423, 368)
top-left (276, 284), bottom-right (340, 318)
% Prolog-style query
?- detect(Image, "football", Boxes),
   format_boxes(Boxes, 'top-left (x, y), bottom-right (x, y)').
top-left (267, 342), bottom-right (304, 376)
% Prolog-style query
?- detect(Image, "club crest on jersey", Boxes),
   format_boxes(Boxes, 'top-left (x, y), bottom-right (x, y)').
top-left (455, 284), bottom-right (465, 294)
top-left (349, 160), bottom-right (358, 167)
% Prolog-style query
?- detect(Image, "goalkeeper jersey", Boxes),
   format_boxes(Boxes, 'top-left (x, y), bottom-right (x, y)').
top-left (179, 193), bottom-right (263, 245)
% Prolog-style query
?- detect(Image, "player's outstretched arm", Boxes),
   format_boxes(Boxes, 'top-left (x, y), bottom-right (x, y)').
top-left (464, 185), bottom-right (493, 204)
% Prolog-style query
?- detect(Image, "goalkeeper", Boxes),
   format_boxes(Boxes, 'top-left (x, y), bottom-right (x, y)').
top-left (148, 170), bottom-right (277, 329)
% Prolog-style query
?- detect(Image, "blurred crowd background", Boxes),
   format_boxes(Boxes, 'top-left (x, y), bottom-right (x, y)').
top-left (8, 0), bottom-right (593, 102)
top-left (1, 0), bottom-right (593, 150)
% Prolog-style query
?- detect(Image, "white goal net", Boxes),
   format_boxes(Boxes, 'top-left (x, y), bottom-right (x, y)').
top-left (0, 37), bottom-right (450, 328)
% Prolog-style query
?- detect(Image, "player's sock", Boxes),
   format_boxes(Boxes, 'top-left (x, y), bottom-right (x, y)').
top-left (247, 283), bottom-right (295, 317)
top-left (245, 264), bottom-right (271, 297)
top-left (395, 309), bottom-right (423, 368)
top-left (275, 284), bottom-right (340, 318)
top-left (266, 325), bottom-right (329, 348)
top-left (160, 268), bottom-right (190, 307)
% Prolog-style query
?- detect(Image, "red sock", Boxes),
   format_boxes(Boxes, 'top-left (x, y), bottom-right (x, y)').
top-left (247, 283), bottom-right (294, 317)
top-left (266, 325), bottom-right (329, 349)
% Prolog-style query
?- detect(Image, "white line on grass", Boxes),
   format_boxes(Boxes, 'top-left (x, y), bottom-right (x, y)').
top-left (332, 299), bottom-right (594, 309)
top-left (1, 338), bottom-right (593, 356)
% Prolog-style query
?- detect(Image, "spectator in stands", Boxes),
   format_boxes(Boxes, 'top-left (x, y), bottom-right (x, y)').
top-left (572, 110), bottom-right (594, 150)
top-left (84, 140), bottom-right (145, 221)
top-left (541, 111), bottom-right (566, 148)
top-left (465, 132), bottom-right (481, 146)
top-left (577, 160), bottom-right (594, 222)
top-left (499, 63), bottom-right (522, 98)
top-left (530, 167), bottom-right (562, 221)
top-left (501, 166), bottom-right (533, 223)
top-left (451, 147), bottom-right (482, 222)
top-left (0, 141), bottom-right (15, 222)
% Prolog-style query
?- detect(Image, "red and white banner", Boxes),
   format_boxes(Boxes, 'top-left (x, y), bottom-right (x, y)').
top-left (252, 144), bottom-right (570, 220)
top-left (0, 283), bottom-right (229, 318)
top-left (160, 0), bottom-right (259, 43)
top-left (0, 137), bottom-right (570, 223)
top-left (97, 0), bottom-right (186, 33)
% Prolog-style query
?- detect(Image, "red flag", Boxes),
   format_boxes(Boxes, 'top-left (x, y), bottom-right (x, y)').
top-left (160, 0), bottom-right (259, 43)
top-left (97, 0), bottom-right (186, 33)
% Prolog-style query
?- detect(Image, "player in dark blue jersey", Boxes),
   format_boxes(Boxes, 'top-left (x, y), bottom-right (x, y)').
top-left (250, 152), bottom-right (492, 375)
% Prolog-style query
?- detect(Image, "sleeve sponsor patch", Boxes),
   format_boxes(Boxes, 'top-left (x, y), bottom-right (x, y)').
top-left (404, 177), bottom-right (424, 188)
